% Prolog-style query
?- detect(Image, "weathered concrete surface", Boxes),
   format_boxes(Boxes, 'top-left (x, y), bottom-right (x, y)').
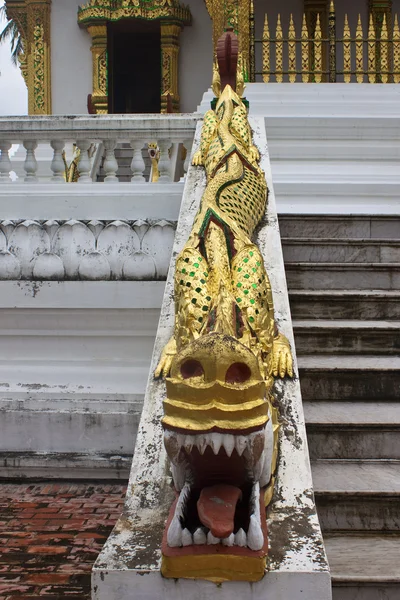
top-left (92, 117), bottom-right (331, 599)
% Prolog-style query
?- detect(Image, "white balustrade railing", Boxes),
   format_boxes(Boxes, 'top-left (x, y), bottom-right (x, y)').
top-left (0, 115), bottom-right (198, 184)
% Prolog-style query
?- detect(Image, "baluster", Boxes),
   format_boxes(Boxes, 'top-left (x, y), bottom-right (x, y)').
top-left (183, 138), bottom-right (193, 176)
top-left (301, 14), bottom-right (309, 83)
top-left (343, 15), bottom-right (351, 83)
top-left (381, 14), bottom-right (389, 83)
top-left (314, 14), bottom-right (322, 83)
top-left (275, 14), bottom-right (283, 83)
top-left (329, 1), bottom-right (337, 83)
top-left (0, 142), bottom-right (12, 182)
top-left (50, 140), bottom-right (65, 182)
top-left (23, 141), bottom-right (38, 182)
top-left (262, 14), bottom-right (270, 83)
top-left (288, 14), bottom-right (296, 83)
top-left (76, 139), bottom-right (92, 183)
top-left (394, 15), bottom-right (400, 84)
top-left (130, 139), bottom-right (146, 183)
top-left (356, 15), bottom-right (364, 83)
top-left (368, 14), bottom-right (376, 83)
top-left (157, 139), bottom-right (172, 182)
top-left (103, 139), bottom-right (119, 183)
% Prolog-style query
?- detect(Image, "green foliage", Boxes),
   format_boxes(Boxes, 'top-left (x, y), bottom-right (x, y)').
top-left (0, 6), bottom-right (23, 66)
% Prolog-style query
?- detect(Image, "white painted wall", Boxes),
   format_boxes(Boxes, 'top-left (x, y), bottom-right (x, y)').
top-left (179, 0), bottom-right (213, 113)
top-left (51, 0), bottom-right (92, 114)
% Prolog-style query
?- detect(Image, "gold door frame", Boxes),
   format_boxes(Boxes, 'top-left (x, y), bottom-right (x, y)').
top-left (5, 0), bottom-right (52, 114)
top-left (78, 1), bottom-right (192, 114)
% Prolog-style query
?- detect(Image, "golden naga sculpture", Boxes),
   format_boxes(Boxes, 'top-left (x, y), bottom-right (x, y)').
top-left (156, 29), bottom-right (293, 583)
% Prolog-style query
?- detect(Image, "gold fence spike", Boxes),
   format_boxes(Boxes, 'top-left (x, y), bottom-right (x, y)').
top-left (288, 14), bottom-right (296, 83)
top-left (343, 14), bottom-right (351, 83)
top-left (368, 13), bottom-right (376, 83)
top-left (381, 13), bottom-right (389, 83)
top-left (314, 14), bottom-right (322, 83)
top-left (263, 14), bottom-right (270, 83)
top-left (356, 14), bottom-right (364, 83)
top-left (394, 14), bottom-right (400, 84)
top-left (301, 14), bottom-right (309, 83)
top-left (330, 0), bottom-right (335, 13)
top-left (276, 14), bottom-right (283, 83)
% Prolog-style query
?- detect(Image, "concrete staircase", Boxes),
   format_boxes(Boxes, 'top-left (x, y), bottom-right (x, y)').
top-left (281, 214), bottom-right (400, 600)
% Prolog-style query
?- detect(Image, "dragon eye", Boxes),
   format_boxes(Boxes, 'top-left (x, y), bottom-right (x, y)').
top-left (225, 362), bottom-right (251, 384)
top-left (181, 359), bottom-right (204, 379)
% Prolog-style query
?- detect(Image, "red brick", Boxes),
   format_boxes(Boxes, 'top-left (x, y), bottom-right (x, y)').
top-left (27, 546), bottom-right (68, 555)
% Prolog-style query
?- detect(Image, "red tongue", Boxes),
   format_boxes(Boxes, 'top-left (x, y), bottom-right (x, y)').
top-left (197, 484), bottom-right (242, 539)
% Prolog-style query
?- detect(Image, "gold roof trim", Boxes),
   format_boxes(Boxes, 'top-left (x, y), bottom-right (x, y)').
top-left (78, 0), bottom-right (191, 26)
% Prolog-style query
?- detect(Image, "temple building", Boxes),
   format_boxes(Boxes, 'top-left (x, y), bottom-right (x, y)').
top-left (0, 1), bottom-right (400, 599)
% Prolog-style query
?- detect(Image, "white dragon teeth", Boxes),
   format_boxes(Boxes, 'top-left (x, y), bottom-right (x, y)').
top-left (210, 432), bottom-right (222, 455)
top-left (182, 528), bottom-right (193, 547)
top-left (207, 531), bottom-right (220, 545)
top-left (193, 528), bottom-right (207, 545)
top-left (247, 515), bottom-right (264, 551)
top-left (222, 533), bottom-right (235, 546)
top-left (167, 516), bottom-right (182, 547)
top-left (235, 435), bottom-right (247, 456)
top-left (164, 430), bottom-right (268, 459)
top-left (223, 434), bottom-right (235, 457)
top-left (234, 528), bottom-right (247, 547)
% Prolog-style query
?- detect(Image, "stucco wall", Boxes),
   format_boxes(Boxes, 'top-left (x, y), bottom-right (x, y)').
top-left (179, 0), bottom-right (213, 112)
top-left (51, 0), bottom-right (92, 114)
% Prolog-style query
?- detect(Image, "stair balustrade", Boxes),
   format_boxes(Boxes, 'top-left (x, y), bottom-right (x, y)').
top-left (0, 115), bottom-right (197, 184)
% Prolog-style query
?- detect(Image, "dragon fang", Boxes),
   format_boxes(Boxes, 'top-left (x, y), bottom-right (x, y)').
top-left (155, 29), bottom-right (293, 583)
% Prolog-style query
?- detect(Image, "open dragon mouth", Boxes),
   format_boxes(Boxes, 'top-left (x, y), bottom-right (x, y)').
top-left (163, 421), bottom-right (273, 554)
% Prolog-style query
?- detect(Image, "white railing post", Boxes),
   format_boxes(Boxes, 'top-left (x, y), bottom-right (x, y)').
top-left (157, 139), bottom-right (172, 182)
top-left (103, 139), bottom-right (119, 183)
top-left (0, 142), bottom-right (12, 182)
top-left (130, 139), bottom-right (146, 183)
top-left (183, 137), bottom-right (193, 176)
top-left (50, 140), bottom-right (66, 182)
top-left (76, 139), bottom-right (92, 183)
top-left (23, 140), bottom-right (38, 182)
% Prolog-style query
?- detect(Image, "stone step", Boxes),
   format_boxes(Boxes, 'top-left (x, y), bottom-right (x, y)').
top-left (312, 460), bottom-right (400, 532)
top-left (293, 320), bottom-right (400, 355)
top-left (279, 216), bottom-right (400, 241)
top-left (289, 290), bottom-right (400, 321)
top-left (273, 161), bottom-right (400, 186)
top-left (325, 533), bottom-right (400, 600)
top-left (285, 263), bottom-right (400, 290)
top-left (283, 239), bottom-right (400, 264)
top-left (305, 402), bottom-right (400, 459)
top-left (270, 138), bottom-right (400, 162)
top-left (298, 355), bottom-right (400, 400)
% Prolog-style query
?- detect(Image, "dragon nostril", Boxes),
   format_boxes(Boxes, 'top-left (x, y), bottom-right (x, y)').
top-left (225, 362), bottom-right (251, 384)
top-left (181, 359), bottom-right (204, 379)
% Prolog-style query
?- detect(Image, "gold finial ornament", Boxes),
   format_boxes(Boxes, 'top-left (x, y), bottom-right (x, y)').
top-left (381, 13), bottom-right (389, 83)
top-left (157, 29), bottom-right (293, 583)
top-left (275, 14), bottom-right (283, 83)
top-left (288, 14), bottom-right (296, 83)
top-left (393, 15), bottom-right (400, 84)
top-left (314, 14), bottom-right (322, 83)
top-left (356, 14), bottom-right (364, 83)
top-left (301, 14), bottom-right (309, 83)
top-left (262, 14), bottom-right (270, 83)
top-left (343, 14), bottom-right (351, 83)
top-left (368, 13), bottom-right (376, 83)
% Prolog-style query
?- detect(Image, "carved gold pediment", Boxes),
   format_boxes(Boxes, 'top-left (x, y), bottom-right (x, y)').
top-left (78, 0), bottom-right (191, 26)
